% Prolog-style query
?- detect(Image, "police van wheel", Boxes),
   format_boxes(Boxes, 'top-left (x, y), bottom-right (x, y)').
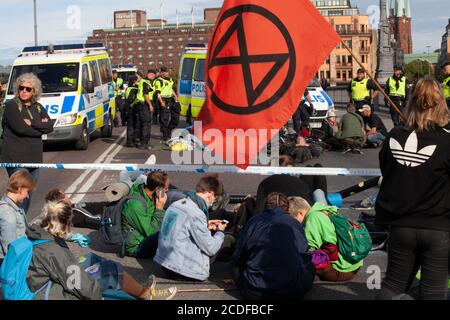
top-left (75, 122), bottom-right (89, 150)
top-left (186, 105), bottom-right (193, 125)
top-left (101, 113), bottom-right (114, 138)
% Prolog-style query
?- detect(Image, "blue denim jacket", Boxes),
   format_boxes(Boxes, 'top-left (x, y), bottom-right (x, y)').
top-left (154, 195), bottom-right (225, 281)
top-left (0, 195), bottom-right (28, 258)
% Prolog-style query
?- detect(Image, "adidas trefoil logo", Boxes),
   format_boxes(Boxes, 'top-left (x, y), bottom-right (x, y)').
top-left (390, 131), bottom-right (436, 167)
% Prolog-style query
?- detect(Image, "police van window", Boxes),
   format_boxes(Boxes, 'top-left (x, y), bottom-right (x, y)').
top-left (194, 59), bottom-right (205, 82)
top-left (7, 63), bottom-right (80, 95)
top-left (181, 58), bottom-right (195, 80)
top-left (89, 60), bottom-right (101, 87)
top-left (81, 64), bottom-right (90, 93)
top-left (308, 76), bottom-right (321, 87)
top-left (98, 59), bottom-right (112, 84)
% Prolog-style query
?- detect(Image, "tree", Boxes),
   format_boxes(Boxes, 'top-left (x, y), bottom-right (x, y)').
top-left (405, 59), bottom-right (434, 82)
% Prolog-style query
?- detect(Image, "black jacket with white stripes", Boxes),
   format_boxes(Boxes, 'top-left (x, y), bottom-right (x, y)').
top-left (375, 125), bottom-right (450, 231)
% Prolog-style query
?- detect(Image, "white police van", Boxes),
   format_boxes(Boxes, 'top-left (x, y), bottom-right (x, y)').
top-left (305, 76), bottom-right (335, 128)
top-left (5, 43), bottom-right (116, 150)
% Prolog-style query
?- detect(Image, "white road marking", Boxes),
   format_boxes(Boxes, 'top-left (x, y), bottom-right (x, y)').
top-left (65, 131), bottom-right (126, 201)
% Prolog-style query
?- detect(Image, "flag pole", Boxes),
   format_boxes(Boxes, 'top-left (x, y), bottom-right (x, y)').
top-left (340, 40), bottom-right (405, 121)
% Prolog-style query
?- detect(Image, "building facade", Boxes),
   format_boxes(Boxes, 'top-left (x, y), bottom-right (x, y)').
top-left (311, 0), bottom-right (377, 85)
top-left (438, 18), bottom-right (450, 71)
top-left (389, 0), bottom-right (413, 55)
top-left (86, 8), bottom-right (221, 74)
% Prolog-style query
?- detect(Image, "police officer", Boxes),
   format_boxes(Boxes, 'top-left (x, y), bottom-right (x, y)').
top-left (62, 67), bottom-right (78, 89)
top-left (152, 70), bottom-right (164, 125)
top-left (159, 66), bottom-right (180, 143)
top-left (441, 61), bottom-right (450, 109)
top-left (113, 70), bottom-right (125, 126)
top-left (124, 76), bottom-right (139, 147)
top-left (347, 68), bottom-right (379, 112)
top-left (134, 71), bottom-right (154, 150)
top-left (385, 65), bottom-right (408, 127)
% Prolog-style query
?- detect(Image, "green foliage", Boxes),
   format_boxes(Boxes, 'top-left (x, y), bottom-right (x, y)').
top-left (405, 60), bottom-right (434, 82)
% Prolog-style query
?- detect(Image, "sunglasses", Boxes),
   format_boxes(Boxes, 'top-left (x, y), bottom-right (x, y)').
top-left (19, 85), bottom-right (33, 93)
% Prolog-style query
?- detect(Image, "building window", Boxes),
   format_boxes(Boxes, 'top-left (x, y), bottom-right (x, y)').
top-left (168, 53), bottom-right (174, 57)
top-left (178, 37), bottom-right (184, 41)
top-left (362, 55), bottom-right (366, 63)
top-left (158, 38), bottom-right (163, 42)
top-left (128, 47), bottom-right (133, 51)
top-left (138, 47), bottom-right (143, 51)
top-left (336, 56), bottom-right (341, 64)
top-left (348, 55), bottom-right (352, 65)
top-left (199, 37), bottom-right (205, 41)
top-left (158, 54), bottom-right (163, 58)
top-left (342, 70), bottom-right (347, 80)
top-left (118, 40), bottom-right (123, 44)
top-left (348, 70), bottom-right (353, 78)
top-left (168, 45), bottom-right (174, 50)
top-left (342, 55), bottom-right (346, 65)
top-left (326, 71), bottom-right (330, 79)
top-left (148, 54), bottom-right (153, 58)
top-left (148, 39), bottom-right (153, 43)
top-left (138, 39), bottom-right (143, 44)
top-left (336, 71), bottom-right (341, 79)
top-left (158, 46), bottom-right (163, 50)
top-left (168, 38), bottom-right (173, 42)
top-left (128, 40), bottom-right (134, 44)
top-left (188, 37), bottom-right (193, 41)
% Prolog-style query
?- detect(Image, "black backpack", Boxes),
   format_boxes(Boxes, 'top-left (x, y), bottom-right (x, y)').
top-left (100, 195), bottom-right (148, 248)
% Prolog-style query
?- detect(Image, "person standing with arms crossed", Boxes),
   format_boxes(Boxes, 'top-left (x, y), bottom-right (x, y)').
top-left (385, 65), bottom-right (408, 127)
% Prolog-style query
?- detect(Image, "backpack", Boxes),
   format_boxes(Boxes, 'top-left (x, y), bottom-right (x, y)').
top-left (0, 237), bottom-right (52, 300)
top-left (322, 210), bottom-right (372, 264)
top-left (100, 194), bottom-right (148, 247)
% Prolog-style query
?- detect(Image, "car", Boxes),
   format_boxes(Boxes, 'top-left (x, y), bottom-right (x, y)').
top-left (5, 43), bottom-right (116, 150)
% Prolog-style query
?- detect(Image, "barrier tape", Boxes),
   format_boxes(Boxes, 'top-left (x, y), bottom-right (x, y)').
top-left (0, 163), bottom-right (382, 177)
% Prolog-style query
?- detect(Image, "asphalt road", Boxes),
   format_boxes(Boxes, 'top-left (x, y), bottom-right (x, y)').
top-left (0, 111), bottom-right (398, 300)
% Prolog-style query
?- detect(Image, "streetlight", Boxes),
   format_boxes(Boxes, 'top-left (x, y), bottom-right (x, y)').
top-left (33, 0), bottom-right (38, 46)
top-left (426, 46), bottom-right (431, 76)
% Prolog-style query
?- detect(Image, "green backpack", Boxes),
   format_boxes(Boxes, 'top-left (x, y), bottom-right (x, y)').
top-left (323, 208), bottom-right (372, 264)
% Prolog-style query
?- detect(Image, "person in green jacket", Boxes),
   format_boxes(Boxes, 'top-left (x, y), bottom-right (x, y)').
top-left (336, 103), bottom-right (366, 155)
top-left (288, 198), bottom-right (363, 282)
top-left (121, 172), bottom-right (169, 259)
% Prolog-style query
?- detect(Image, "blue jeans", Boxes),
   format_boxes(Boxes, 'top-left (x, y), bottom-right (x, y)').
top-left (80, 253), bottom-right (124, 292)
top-left (367, 132), bottom-right (386, 145)
top-left (5, 167), bottom-right (40, 215)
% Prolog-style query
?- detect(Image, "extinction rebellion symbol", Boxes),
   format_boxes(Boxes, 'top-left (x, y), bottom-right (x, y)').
top-left (208, 5), bottom-right (296, 115)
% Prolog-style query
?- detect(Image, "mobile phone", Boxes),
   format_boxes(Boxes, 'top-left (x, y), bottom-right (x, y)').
top-left (155, 187), bottom-right (165, 199)
top-left (221, 220), bottom-right (229, 225)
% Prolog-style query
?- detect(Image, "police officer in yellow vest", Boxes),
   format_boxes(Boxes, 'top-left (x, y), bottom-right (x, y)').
top-left (347, 68), bottom-right (379, 113)
top-left (441, 61), bottom-right (450, 109)
top-left (62, 68), bottom-right (78, 89)
top-left (113, 70), bottom-right (126, 127)
top-left (124, 75), bottom-right (140, 147)
top-left (133, 71), bottom-right (154, 150)
top-left (385, 65), bottom-right (408, 127)
top-left (159, 66), bottom-right (180, 142)
top-left (152, 72), bottom-right (164, 125)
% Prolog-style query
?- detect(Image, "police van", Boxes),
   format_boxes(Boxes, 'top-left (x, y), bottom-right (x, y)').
top-left (178, 45), bottom-right (334, 127)
top-left (178, 44), bottom-right (207, 124)
top-left (305, 76), bottom-right (335, 128)
top-left (112, 64), bottom-right (137, 91)
top-left (5, 43), bottom-right (116, 150)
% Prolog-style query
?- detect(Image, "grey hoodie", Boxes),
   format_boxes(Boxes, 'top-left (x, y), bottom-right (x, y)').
top-left (26, 225), bottom-right (102, 300)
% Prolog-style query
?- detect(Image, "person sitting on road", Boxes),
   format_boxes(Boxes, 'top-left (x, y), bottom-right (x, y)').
top-left (358, 105), bottom-right (388, 148)
top-left (321, 110), bottom-right (346, 151)
top-left (336, 103), bottom-right (366, 154)
top-left (232, 156), bottom-right (329, 238)
top-left (288, 197), bottom-right (363, 282)
top-left (24, 200), bottom-right (176, 300)
top-left (0, 170), bottom-right (36, 258)
top-left (230, 192), bottom-right (316, 300)
top-left (154, 174), bottom-right (229, 281)
top-left (121, 171), bottom-right (169, 259)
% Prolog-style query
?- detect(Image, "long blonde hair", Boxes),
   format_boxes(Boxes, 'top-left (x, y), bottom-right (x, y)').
top-left (404, 77), bottom-right (449, 132)
top-left (40, 201), bottom-right (73, 239)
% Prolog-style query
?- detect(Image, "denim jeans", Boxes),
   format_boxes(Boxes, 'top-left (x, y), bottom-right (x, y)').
top-left (5, 167), bottom-right (40, 215)
top-left (377, 226), bottom-right (450, 300)
top-left (367, 132), bottom-right (386, 145)
top-left (80, 253), bottom-right (124, 292)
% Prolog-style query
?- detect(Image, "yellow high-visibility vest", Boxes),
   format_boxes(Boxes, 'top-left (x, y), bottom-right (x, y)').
top-left (351, 78), bottom-right (370, 101)
top-left (136, 79), bottom-right (153, 102)
top-left (160, 77), bottom-right (174, 98)
top-left (443, 76), bottom-right (450, 100)
top-left (388, 76), bottom-right (406, 98)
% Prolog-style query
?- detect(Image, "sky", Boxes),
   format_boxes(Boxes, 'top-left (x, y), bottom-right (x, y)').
top-left (0, 0), bottom-right (448, 66)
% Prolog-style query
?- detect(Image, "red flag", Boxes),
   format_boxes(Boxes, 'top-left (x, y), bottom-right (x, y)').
top-left (197, 0), bottom-right (341, 169)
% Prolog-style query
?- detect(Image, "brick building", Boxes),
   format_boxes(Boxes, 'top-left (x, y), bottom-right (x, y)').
top-left (389, 0), bottom-right (413, 55)
top-left (311, 0), bottom-right (378, 85)
top-left (86, 8), bottom-right (221, 74)
top-left (438, 18), bottom-right (450, 70)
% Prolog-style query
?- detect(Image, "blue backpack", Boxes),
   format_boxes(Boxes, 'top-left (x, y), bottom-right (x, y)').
top-left (0, 236), bottom-right (52, 300)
